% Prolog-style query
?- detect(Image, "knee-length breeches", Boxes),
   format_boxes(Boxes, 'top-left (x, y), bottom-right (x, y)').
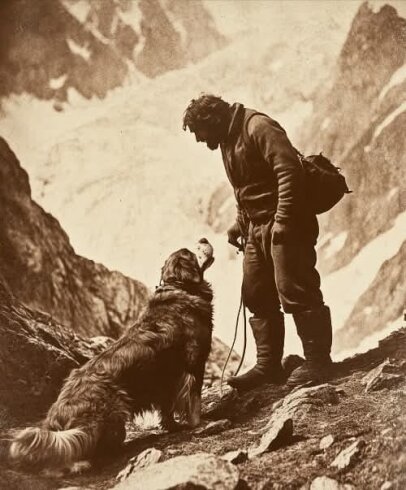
top-left (242, 214), bottom-right (324, 316)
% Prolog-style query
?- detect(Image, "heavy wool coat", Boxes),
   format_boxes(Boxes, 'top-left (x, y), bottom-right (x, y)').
top-left (220, 103), bottom-right (305, 228)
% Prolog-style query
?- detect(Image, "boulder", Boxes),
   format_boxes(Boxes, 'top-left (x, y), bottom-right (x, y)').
top-left (270, 384), bottom-right (341, 422)
top-left (0, 279), bottom-right (111, 426)
top-left (362, 359), bottom-right (403, 392)
top-left (249, 415), bottom-right (293, 458)
top-left (117, 448), bottom-right (163, 483)
top-left (113, 452), bottom-right (239, 490)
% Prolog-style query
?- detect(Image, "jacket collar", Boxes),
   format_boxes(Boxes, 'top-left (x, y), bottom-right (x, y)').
top-left (226, 103), bottom-right (245, 142)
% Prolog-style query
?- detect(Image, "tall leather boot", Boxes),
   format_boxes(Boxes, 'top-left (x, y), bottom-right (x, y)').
top-left (287, 305), bottom-right (333, 388)
top-left (227, 313), bottom-right (285, 392)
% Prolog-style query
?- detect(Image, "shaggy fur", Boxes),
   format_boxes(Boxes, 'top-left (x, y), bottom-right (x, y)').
top-left (9, 246), bottom-right (214, 472)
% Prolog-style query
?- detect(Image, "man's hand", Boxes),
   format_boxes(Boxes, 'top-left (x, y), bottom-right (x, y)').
top-left (271, 221), bottom-right (294, 245)
top-left (227, 222), bottom-right (244, 251)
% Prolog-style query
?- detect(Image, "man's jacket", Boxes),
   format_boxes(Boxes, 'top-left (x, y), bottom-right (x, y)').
top-left (220, 103), bottom-right (305, 227)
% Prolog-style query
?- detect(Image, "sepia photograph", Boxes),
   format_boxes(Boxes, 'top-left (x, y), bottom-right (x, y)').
top-left (0, 0), bottom-right (405, 488)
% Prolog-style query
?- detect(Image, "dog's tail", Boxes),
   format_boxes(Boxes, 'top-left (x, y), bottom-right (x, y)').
top-left (9, 425), bottom-right (98, 467)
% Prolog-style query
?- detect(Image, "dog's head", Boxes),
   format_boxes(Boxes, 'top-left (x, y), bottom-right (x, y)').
top-left (161, 238), bottom-right (214, 287)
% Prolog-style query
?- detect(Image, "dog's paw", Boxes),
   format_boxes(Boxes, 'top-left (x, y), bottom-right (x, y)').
top-left (69, 460), bottom-right (92, 474)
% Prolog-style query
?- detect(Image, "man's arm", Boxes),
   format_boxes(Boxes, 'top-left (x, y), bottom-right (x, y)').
top-left (227, 204), bottom-right (248, 251)
top-left (248, 115), bottom-right (304, 227)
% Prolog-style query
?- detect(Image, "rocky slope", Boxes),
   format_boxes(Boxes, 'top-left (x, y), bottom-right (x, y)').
top-left (0, 279), bottom-right (112, 430)
top-left (0, 0), bottom-right (225, 107)
top-left (296, 2), bottom-right (406, 349)
top-left (1, 311), bottom-right (404, 489)
top-left (0, 137), bottom-right (149, 337)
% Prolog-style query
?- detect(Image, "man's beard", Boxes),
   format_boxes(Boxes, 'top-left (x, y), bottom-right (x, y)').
top-left (207, 140), bottom-right (219, 150)
top-left (206, 133), bottom-right (221, 150)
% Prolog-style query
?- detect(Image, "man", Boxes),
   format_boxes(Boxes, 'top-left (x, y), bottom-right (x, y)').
top-left (182, 94), bottom-right (333, 392)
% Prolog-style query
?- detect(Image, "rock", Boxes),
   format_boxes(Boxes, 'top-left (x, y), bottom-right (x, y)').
top-left (367, 373), bottom-right (403, 392)
top-left (282, 355), bottom-right (305, 377)
top-left (0, 283), bottom-right (115, 426)
top-left (0, 138), bottom-right (149, 338)
top-left (222, 450), bottom-right (248, 465)
top-left (271, 384), bottom-right (340, 422)
top-left (249, 415), bottom-right (293, 458)
top-left (113, 452), bottom-right (239, 490)
top-left (331, 439), bottom-right (365, 470)
top-left (310, 476), bottom-right (354, 489)
top-left (87, 336), bottom-right (115, 351)
top-left (194, 419), bottom-right (232, 437)
top-left (247, 385), bottom-right (339, 459)
top-left (362, 359), bottom-right (391, 384)
top-left (202, 383), bottom-right (240, 420)
top-left (380, 482), bottom-right (393, 490)
top-left (204, 338), bottom-right (243, 388)
top-left (117, 448), bottom-right (163, 482)
top-left (361, 360), bottom-right (403, 392)
top-left (320, 434), bottom-right (335, 450)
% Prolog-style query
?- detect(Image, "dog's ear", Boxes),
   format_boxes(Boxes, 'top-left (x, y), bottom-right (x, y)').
top-left (162, 249), bottom-right (201, 285)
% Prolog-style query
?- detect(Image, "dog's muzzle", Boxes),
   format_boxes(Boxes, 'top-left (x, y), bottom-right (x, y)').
top-left (196, 238), bottom-right (214, 272)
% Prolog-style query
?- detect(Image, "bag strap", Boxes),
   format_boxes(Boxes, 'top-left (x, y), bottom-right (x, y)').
top-left (242, 111), bottom-right (304, 160)
top-left (241, 111), bottom-right (271, 148)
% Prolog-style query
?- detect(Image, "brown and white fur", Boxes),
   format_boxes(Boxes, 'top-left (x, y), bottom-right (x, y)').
top-left (9, 239), bottom-right (214, 473)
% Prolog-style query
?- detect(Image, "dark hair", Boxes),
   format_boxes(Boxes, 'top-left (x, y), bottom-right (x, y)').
top-left (182, 94), bottom-right (230, 132)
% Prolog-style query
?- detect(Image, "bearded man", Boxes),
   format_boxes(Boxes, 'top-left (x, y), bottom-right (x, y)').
top-left (182, 94), bottom-right (333, 391)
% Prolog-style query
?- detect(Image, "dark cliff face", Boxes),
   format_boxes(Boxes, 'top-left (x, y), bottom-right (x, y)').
top-left (0, 137), bottom-right (149, 337)
top-left (300, 3), bottom-right (406, 161)
top-left (298, 2), bottom-right (405, 273)
top-left (296, 3), bottom-right (406, 349)
top-left (0, 0), bottom-right (225, 105)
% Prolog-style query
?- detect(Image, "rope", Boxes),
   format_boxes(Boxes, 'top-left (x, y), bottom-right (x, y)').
top-left (220, 237), bottom-right (248, 397)
top-left (220, 291), bottom-right (244, 397)
top-left (236, 297), bottom-right (247, 375)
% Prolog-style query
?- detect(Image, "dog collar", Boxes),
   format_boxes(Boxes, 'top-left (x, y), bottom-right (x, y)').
top-left (155, 282), bottom-right (212, 302)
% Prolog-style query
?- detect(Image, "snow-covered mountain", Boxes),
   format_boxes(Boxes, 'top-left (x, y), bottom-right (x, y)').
top-left (1, 1), bottom-right (403, 362)
top-left (297, 2), bottom-right (406, 351)
top-left (0, 0), bottom-right (225, 108)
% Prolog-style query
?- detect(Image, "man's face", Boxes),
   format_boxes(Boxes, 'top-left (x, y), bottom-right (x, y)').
top-left (193, 126), bottom-right (221, 151)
